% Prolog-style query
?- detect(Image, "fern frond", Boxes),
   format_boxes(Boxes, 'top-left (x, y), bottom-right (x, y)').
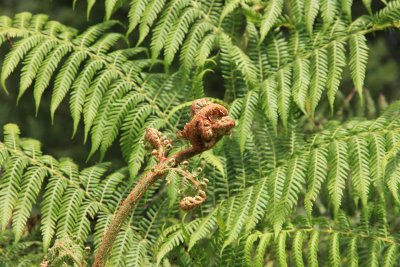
top-left (320, 0), bottom-right (338, 26)
top-left (277, 67), bottom-right (292, 128)
top-left (237, 91), bottom-right (258, 154)
top-left (260, 78), bottom-right (279, 131)
top-left (151, 0), bottom-right (192, 61)
top-left (12, 166), bottom-right (47, 242)
top-left (138, 0), bottom-right (166, 45)
top-left (374, 0), bottom-right (400, 25)
top-left (349, 33), bottom-right (369, 102)
top-left (221, 188), bottom-right (253, 251)
top-left (348, 136), bottom-right (371, 206)
top-left (188, 207), bottom-right (218, 250)
top-left (327, 140), bottom-right (349, 215)
top-left (0, 124), bottom-right (129, 253)
top-left (308, 48), bottom-right (328, 117)
top-left (41, 170), bottom-right (68, 250)
top-left (179, 21), bottom-right (213, 71)
top-left (18, 39), bottom-right (58, 102)
top-left (0, 155), bottom-right (29, 231)
top-left (307, 230), bottom-right (319, 267)
top-left (109, 223), bottom-right (135, 266)
top-left (247, 6), bottom-right (397, 124)
top-left (259, 0), bottom-right (283, 42)
top-left (73, 201), bottom-right (100, 244)
top-left (244, 170), bottom-right (269, 232)
top-left (156, 220), bottom-right (200, 265)
top-left (292, 57), bottom-right (310, 113)
top-left (105, 0), bottom-right (123, 21)
top-left (272, 157), bottom-right (307, 233)
top-left (50, 51), bottom-right (87, 122)
top-left (220, 32), bottom-right (258, 87)
top-left (304, 0), bottom-right (319, 35)
top-left (326, 40), bottom-right (346, 110)
top-left (33, 43), bottom-right (71, 114)
top-left (0, 13), bottom-right (193, 167)
top-left (1, 34), bottom-right (45, 92)
top-left (292, 230), bottom-right (305, 267)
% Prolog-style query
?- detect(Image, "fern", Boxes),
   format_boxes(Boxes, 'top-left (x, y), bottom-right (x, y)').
top-left (0, 0), bottom-right (400, 266)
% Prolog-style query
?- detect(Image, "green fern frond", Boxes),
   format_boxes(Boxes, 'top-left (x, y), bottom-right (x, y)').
top-left (156, 220), bottom-right (200, 265)
top-left (105, 0), bottom-right (124, 21)
top-left (0, 155), bottom-right (29, 231)
top-left (304, 0), bottom-right (319, 35)
top-left (349, 33), bottom-right (369, 102)
top-left (292, 57), bottom-right (310, 114)
top-left (259, 0), bottom-right (283, 43)
top-left (237, 91), bottom-right (258, 154)
top-left (138, 0), bottom-right (166, 45)
top-left (326, 40), bottom-right (346, 110)
top-left (277, 67), bottom-right (292, 128)
top-left (260, 78), bottom-right (278, 131)
top-left (12, 166), bottom-right (47, 242)
top-left (222, 6), bottom-right (398, 127)
top-left (374, 0), bottom-right (400, 25)
top-left (0, 13), bottom-right (195, 167)
top-left (304, 147), bottom-right (328, 217)
top-left (320, 0), bottom-right (338, 25)
top-left (0, 124), bottom-right (177, 265)
top-left (221, 188), bottom-right (253, 251)
top-left (308, 48), bottom-right (328, 117)
top-left (0, 124), bottom-right (122, 251)
top-left (151, 0), bottom-right (193, 61)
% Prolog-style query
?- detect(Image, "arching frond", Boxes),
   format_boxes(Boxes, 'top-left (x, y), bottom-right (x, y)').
top-left (0, 13), bottom-right (195, 168)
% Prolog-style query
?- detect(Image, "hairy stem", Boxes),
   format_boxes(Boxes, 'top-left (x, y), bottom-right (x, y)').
top-left (92, 147), bottom-right (202, 267)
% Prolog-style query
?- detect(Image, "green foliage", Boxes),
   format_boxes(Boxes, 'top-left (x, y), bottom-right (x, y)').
top-left (0, 0), bottom-right (400, 266)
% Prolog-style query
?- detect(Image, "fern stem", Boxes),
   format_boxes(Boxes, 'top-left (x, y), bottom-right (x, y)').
top-left (92, 146), bottom-right (202, 267)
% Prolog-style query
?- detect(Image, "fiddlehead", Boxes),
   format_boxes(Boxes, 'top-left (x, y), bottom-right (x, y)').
top-left (93, 98), bottom-right (235, 267)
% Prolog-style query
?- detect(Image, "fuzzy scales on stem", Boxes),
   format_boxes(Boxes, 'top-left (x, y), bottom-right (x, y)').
top-left (92, 98), bottom-right (235, 267)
